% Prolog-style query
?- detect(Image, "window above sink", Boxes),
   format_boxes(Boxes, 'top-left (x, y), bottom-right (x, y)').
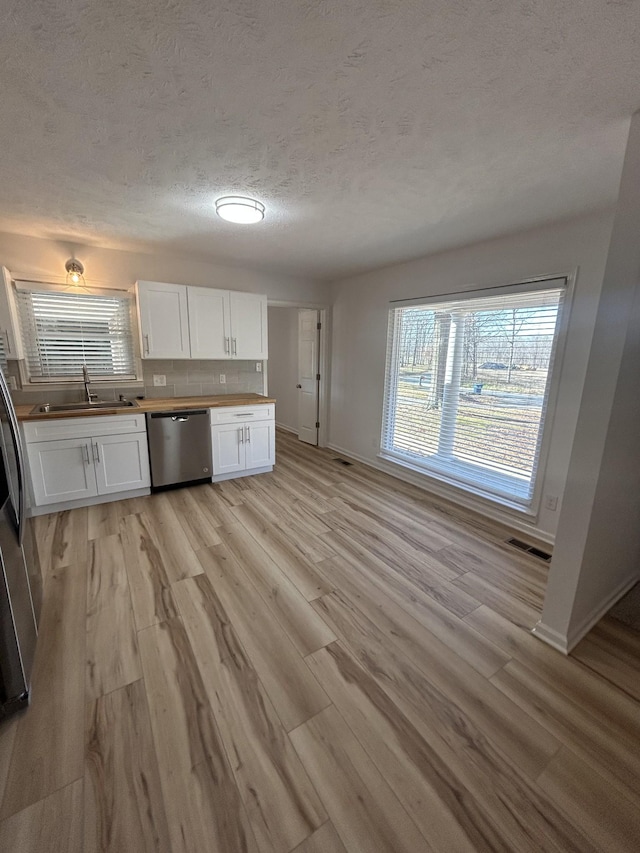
top-left (15, 284), bottom-right (141, 385)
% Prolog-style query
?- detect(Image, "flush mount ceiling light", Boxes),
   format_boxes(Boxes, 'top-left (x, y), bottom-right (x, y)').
top-left (215, 196), bottom-right (265, 225)
top-left (64, 258), bottom-right (85, 286)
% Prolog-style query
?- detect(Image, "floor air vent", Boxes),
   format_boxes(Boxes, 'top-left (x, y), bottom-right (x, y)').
top-left (506, 538), bottom-right (552, 562)
top-left (333, 458), bottom-right (353, 466)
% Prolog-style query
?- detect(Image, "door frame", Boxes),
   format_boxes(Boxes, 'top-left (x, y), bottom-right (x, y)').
top-left (266, 301), bottom-right (330, 448)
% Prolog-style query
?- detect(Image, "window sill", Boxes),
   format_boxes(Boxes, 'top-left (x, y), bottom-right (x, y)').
top-left (24, 379), bottom-right (144, 392)
top-left (378, 449), bottom-right (538, 518)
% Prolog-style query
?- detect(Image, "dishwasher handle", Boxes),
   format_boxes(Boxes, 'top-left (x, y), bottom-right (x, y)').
top-left (149, 409), bottom-right (207, 419)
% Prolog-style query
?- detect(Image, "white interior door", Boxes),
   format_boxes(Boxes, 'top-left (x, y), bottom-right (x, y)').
top-left (297, 309), bottom-right (320, 445)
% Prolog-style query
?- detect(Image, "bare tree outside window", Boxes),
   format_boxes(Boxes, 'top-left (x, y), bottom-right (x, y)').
top-left (381, 282), bottom-right (566, 507)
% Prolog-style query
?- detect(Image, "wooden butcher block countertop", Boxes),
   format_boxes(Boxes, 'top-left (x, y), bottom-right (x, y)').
top-left (16, 393), bottom-right (275, 421)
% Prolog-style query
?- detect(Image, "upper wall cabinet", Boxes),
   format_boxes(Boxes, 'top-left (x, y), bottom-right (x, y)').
top-left (228, 290), bottom-right (268, 359)
top-left (188, 286), bottom-right (229, 359)
top-left (0, 268), bottom-right (24, 359)
top-left (136, 280), bottom-right (190, 359)
top-left (135, 280), bottom-right (268, 360)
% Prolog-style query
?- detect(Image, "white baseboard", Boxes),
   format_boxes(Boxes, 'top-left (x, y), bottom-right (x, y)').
top-left (533, 569), bottom-right (640, 654)
top-left (275, 422), bottom-right (297, 435)
top-left (326, 442), bottom-right (554, 547)
top-left (567, 570), bottom-right (640, 650)
top-left (531, 622), bottom-right (570, 654)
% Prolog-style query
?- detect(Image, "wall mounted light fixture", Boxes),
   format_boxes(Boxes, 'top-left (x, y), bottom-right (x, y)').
top-left (65, 258), bottom-right (85, 286)
top-left (215, 196), bottom-right (265, 224)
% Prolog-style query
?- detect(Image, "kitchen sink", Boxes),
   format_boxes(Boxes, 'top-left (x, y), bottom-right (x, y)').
top-left (31, 400), bottom-right (139, 414)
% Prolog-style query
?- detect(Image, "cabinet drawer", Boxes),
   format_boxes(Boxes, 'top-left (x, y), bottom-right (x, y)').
top-left (22, 413), bottom-right (147, 443)
top-left (210, 404), bottom-right (275, 426)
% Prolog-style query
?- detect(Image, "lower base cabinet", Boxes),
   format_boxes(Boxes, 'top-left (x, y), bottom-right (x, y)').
top-left (210, 404), bottom-right (275, 480)
top-left (23, 415), bottom-right (150, 508)
top-left (22, 403), bottom-right (275, 509)
top-left (27, 437), bottom-right (98, 505)
top-left (93, 433), bottom-right (151, 495)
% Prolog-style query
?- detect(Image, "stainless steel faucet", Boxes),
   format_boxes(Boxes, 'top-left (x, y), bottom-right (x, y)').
top-left (82, 364), bottom-right (98, 403)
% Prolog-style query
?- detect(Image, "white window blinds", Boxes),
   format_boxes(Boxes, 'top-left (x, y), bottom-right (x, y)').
top-left (16, 287), bottom-right (137, 382)
top-left (381, 279), bottom-right (566, 509)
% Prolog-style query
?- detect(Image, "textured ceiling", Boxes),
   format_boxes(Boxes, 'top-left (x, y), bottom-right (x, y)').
top-left (0, 0), bottom-right (639, 280)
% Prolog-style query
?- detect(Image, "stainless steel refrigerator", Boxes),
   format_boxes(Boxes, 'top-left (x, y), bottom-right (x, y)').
top-left (0, 368), bottom-right (41, 718)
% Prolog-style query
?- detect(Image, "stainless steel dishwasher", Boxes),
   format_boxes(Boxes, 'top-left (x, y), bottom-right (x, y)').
top-left (146, 409), bottom-right (212, 489)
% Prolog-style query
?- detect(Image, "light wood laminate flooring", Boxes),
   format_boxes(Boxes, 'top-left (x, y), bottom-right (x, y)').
top-left (1, 429), bottom-right (639, 852)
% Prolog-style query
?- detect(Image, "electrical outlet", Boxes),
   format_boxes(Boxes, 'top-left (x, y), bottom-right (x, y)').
top-left (544, 495), bottom-right (558, 511)
top-left (153, 374), bottom-right (166, 387)
top-left (256, 362), bottom-right (262, 372)
top-left (7, 375), bottom-right (17, 391)
top-left (219, 374), bottom-right (226, 384)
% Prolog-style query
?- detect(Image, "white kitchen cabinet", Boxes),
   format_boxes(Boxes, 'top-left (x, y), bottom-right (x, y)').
top-left (187, 286), bottom-right (229, 359)
top-left (23, 414), bottom-right (151, 508)
top-left (28, 437), bottom-right (98, 505)
top-left (0, 267), bottom-right (24, 360)
top-left (136, 280), bottom-right (268, 360)
top-left (228, 291), bottom-right (268, 359)
top-left (211, 423), bottom-right (247, 476)
top-left (136, 280), bottom-right (191, 359)
top-left (244, 419), bottom-right (276, 468)
top-left (210, 404), bottom-right (275, 481)
top-left (93, 432), bottom-right (151, 494)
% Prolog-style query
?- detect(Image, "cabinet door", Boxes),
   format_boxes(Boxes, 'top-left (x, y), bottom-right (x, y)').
top-left (211, 424), bottom-right (245, 475)
top-left (188, 287), bottom-right (230, 359)
top-left (229, 292), bottom-right (268, 359)
top-left (27, 438), bottom-right (98, 506)
top-left (244, 419), bottom-right (275, 470)
top-left (136, 281), bottom-right (190, 359)
top-left (93, 433), bottom-right (151, 495)
top-left (0, 267), bottom-right (23, 359)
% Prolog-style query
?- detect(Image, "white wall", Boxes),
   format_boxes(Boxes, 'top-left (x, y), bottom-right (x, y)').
top-left (0, 231), bottom-right (326, 304)
top-left (328, 210), bottom-right (614, 541)
top-left (537, 112), bottom-right (640, 651)
top-left (267, 307), bottom-right (299, 431)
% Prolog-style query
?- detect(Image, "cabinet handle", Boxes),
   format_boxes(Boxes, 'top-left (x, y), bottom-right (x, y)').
top-left (93, 442), bottom-right (100, 463)
top-left (82, 445), bottom-right (90, 465)
top-left (225, 337), bottom-right (230, 354)
top-left (232, 337), bottom-right (237, 356)
top-left (4, 330), bottom-right (11, 355)
top-left (144, 334), bottom-right (150, 355)
top-left (238, 427), bottom-right (244, 443)
top-left (245, 425), bottom-right (251, 442)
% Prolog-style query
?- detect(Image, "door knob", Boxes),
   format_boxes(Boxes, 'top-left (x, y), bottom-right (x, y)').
top-left (296, 384), bottom-right (302, 389)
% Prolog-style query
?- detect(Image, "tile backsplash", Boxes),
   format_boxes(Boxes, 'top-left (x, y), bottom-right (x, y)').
top-left (8, 359), bottom-right (265, 406)
top-left (140, 360), bottom-right (264, 399)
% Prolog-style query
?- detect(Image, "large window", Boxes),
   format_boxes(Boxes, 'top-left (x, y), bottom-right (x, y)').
top-left (381, 278), bottom-right (567, 509)
top-left (16, 286), bottom-right (137, 382)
